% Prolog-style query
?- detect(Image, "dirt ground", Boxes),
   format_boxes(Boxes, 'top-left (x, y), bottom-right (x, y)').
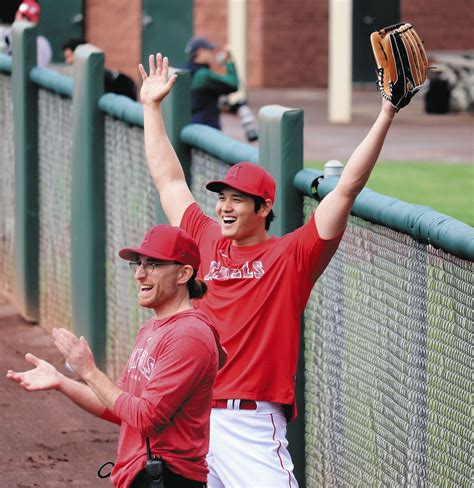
top-left (0, 296), bottom-right (119, 487)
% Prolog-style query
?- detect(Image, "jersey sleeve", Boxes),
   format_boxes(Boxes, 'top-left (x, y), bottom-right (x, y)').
top-left (288, 212), bottom-right (345, 286)
top-left (180, 202), bottom-right (221, 246)
top-left (113, 332), bottom-right (216, 436)
top-left (192, 63), bottom-right (239, 94)
top-left (100, 408), bottom-right (121, 425)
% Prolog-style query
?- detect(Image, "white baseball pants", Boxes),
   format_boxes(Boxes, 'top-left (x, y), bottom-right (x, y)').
top-left (207, 401), bottom-right (298, 488)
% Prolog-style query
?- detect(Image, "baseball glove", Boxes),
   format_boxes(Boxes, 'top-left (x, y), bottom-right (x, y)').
top-left (370, 23), bottom-right (428, 110)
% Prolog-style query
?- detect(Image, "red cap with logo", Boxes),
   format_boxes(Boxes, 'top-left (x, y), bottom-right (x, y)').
top-left (119, 225), bottom-right (200, 271)
top-left (206, 162), bottom-right (276, 203)
top-left (17, 1), bottom-right (42, 23)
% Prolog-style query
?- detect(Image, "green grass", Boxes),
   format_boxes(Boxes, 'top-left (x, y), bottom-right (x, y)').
top-left (305, 162), bottom-right (474, 227)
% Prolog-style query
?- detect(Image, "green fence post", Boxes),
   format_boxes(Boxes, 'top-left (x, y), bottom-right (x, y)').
top-left (12, 21), bottom-right (39, 322)
top-left (259, 105), bottom-right (306, 487)
top-left (258, 105), bottom-right (304, 237)
top-left (158, 70), bottom-right (191, 223)
top-left (70, 44), bottom-right (106, 367)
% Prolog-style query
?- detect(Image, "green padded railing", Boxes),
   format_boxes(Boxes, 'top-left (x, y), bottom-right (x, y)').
top-left (0, 53), bottom-right (12, 73)
top-left (30, 66), bottom-right (73, 97)
top-left (295, 168), bottom-right (474, 260)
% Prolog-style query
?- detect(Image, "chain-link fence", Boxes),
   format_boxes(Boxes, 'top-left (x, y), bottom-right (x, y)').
top-left (0, 73), bottom-right (15, 299)
top-left (102, 144), bottom-right (231, 379)
top-left (190, 149), bottom-right (230, 217)
top-left (104, 116), bottom-right (156, 379)
top-left (37, 89), bottom-right (74, 332)
top-left (303, 197), bottom-right (472, 487)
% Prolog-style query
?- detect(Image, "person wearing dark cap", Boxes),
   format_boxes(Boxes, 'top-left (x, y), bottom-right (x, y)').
top-left (5, 0), bottom-right (52, 67)
top-left (182, 36), bottom-right (239, 129)
top-left (7, 224), bottom-right (226, 487)
top-left (139, 55), bottom-right (397, 486)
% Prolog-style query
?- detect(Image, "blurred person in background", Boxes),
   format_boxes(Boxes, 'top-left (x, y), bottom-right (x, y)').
top-left (2, 0), bottom-right (52, 67)
top-left (63, 37), bottom-right (137, 101)
top-left (183, 36), bottom-right (239, 130)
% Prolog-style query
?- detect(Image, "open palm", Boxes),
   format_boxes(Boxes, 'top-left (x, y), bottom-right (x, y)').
top-left (6, 353), bottom-right (62, 391)
top-left (139, 53), bottom-right (177, 107)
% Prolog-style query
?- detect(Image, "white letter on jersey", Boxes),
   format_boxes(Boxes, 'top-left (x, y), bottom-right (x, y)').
top-left (204, 261), bottom-right (220, 281)
top-left (252, 261), bottom-right (264, 278)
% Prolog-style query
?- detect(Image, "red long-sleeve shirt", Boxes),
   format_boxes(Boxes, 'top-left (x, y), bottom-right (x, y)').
top-left (106, 309), bottom-right (225, 487)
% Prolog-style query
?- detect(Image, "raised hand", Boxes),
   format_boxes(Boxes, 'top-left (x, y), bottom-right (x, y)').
top-left (139, 53), bottom-right (177, 107)
top-left (52, 328), bottom-right (96, 380)
top-left (6, 353), bottom-right (63, 391)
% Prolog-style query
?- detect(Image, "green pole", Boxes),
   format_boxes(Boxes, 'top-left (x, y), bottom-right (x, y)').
top-left (258, 105), bottom-right (304, 236)
top-left (70, 44), bottom-right (106, 367)
top-left (12, 21), bottom-right (39, 322)
top-left (259, 105), bottom-right (306, 487)
top-left (158, 69), bottom-right (191, 223)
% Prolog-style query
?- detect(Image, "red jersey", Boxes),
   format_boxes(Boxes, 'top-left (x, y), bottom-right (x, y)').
top-left (180, 203), bottom-right (343, 412)
top-left (107, 309), bottom-right (225, 487)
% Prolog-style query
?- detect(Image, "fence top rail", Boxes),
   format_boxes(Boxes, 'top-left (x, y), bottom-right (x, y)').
top-left (295, 168), bottom-right (474, 261)
top-left (30, 66), bottom-right (73, 97)
top-left (181, 124), bottom-right (259, 166)
top-left (99, 92), bottom-right (144, 127)
top-left (0, 53), bottom-right (12, 73)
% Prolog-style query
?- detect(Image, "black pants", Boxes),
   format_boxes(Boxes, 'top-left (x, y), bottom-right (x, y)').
top-left (130, 463), bottom-right (206, 488)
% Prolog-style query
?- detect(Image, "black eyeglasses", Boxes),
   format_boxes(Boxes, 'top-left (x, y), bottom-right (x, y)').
top-left (128, 260), bottom-right (181, 274)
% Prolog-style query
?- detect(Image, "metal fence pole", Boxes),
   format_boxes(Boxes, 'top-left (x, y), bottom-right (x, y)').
top-left (259, 105), bottom-right (306, 487)
top-left (12, 21), bottom-right (39, 321)
top-left (70, 44), bottom-right (106, 367)
top-left (259, 105), bottom-right (304, 237)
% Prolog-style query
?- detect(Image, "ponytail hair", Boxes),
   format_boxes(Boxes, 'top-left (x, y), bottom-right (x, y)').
top-left (187, 271), bottom-right (208, 299)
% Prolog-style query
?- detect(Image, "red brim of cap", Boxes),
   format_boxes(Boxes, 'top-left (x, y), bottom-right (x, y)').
top-left (118, 247), bottom-right (176, 262)
top-left (206, 180), bottom-right (261, 198)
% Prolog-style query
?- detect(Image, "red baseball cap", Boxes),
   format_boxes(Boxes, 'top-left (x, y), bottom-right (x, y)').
top-left (119, 225), bottom-right (200, 271)
top-left (17, 1), bottom-right (41, 23)
top-left (206, 162), bottom-right (276, 203)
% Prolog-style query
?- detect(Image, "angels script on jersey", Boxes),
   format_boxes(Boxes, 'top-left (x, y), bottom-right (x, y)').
top-left (128, 347), bottom-right (155, 380)
top-left (204, 260), bottom-right (264, 281)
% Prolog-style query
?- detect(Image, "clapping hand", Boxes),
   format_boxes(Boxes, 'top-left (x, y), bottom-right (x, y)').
top-left (6, 353), bottom-right (62, 391)
top-left (52, 328), bottom-right (96, 381)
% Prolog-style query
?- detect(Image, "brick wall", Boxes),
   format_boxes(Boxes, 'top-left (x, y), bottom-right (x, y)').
top-left (247, 0), bottom-right (265, 86)
top-left (85, 0), bottom-right (141, 83)
top-left (193, 0), bottom-right (228, 46)
top-left (259, 0), bottom-right (328, 87)
top-left (192, 0), bottom-right (327, 88)
top-left (83, 0), bottom-right (472, 89)
top-left (402, 0), bottom-right (473, 53)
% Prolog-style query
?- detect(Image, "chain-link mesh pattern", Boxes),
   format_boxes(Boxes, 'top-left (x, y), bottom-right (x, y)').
top-left (0, 74), bottom-right (15, 299)
top-left (37, 89), bottom-right (73, 332)
top-left (104, 116), bottom-right (156, 380)
top-left (303, 196), bottom-right (472, 487)
top-left (190, 149), bottom-right (230, 218)
top-left (103, 145), bottom-right (231, 379)
top-left (425, 248), bottom-right (472, 487)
